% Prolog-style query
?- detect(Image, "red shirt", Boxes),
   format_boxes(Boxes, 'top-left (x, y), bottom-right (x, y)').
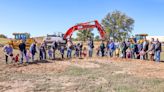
top-left (15, 56), bottom-right (19, 62)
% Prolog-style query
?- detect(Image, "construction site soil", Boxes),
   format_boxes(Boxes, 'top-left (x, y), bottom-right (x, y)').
top-left (0, 47), bottom-right (164, 92)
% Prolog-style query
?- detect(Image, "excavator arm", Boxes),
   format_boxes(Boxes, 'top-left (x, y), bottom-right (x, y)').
top-left (63, 20), bottom-right (106, 40)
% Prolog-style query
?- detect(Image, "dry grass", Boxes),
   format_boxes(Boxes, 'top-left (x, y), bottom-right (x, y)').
top-left (0, 38), bottom-right (10, 45)
top-left (0, 59), bottom-right (164, 92)
top-left (0, 47), bottom-right (164, 92)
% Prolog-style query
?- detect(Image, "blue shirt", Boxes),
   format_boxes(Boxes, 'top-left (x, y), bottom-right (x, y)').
top-left (3, 46), bottom-right (13, 54)
top-left (108, 42), bottom-right (115, 50)
top-left (88, 40), bottom-right (93, 50)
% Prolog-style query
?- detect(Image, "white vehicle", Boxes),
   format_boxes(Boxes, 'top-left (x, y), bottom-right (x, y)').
top-left (43, 32), bottom-right (67, 48)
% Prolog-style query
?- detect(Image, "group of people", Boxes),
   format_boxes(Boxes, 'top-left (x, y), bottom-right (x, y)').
top-left (97, 38), bottom-right (162, 62)
top-left (2, 37), bottom-right (162, 64)
top-left (3, 40), bottom-right (37, 64)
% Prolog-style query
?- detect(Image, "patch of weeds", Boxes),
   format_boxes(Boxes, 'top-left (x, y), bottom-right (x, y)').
top-left (141, 78), bottom-right (164, 92)
top-left (59, 66), bottom-right (92, 76)
top-left (115, 85), bottom-right (136, 92)
top-left (145, 78), bottom-right (164, 85)
top-left (10, 73), bottom-right (40, 80)
top-left (34, 83), bottom-right (51, 92)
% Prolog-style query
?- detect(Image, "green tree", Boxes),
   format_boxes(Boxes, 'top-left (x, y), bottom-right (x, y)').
top-left (0, 34), bottom-right (7, 38)
top-left (76, 29), bottom-right (94, 42)
top-left (102, 10), bottom-right (134, 41)
top-left (71, 37), bottom-right (78, 41)
top-left (94, 35), bottom-right (100, 41)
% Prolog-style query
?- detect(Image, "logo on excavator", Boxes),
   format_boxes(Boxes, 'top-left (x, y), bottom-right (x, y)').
top-left (77, 26), bottom-right (83, 29)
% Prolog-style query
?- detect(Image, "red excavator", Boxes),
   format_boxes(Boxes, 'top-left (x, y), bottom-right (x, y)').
top-left (44, 20), bottom-right (106, 48)
top-left (63, 20), bottom-right (106, 40)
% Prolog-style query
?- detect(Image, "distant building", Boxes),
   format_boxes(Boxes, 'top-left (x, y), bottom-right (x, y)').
top-left (146, 36), bottom-right (164, 42)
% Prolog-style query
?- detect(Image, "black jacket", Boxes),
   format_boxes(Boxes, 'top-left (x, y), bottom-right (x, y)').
top-left (155, 42), bottom-right (162, 51)
top-left (19, 43), bottom-right (26, 52)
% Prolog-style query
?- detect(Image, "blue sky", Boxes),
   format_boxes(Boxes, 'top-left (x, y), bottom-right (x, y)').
top-left (0, 0), bottom-right (164, 37)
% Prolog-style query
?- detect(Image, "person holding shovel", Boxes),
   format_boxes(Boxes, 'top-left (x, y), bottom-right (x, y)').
top-left (19, 40), bottom-right (27, 64)
top-left (30, 42), bottom-right (37, 61)
top-left (87, 37), bottom-right (94, 57)
top-left (3, 43), bottom-right (13, 64)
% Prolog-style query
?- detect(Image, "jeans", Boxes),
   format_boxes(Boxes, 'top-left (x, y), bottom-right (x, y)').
top-left (155, 50), bottom-right (161, 62)
top-left (88, 49), bottom-right (93, 57)
top-left (109, 49), bottom-right (114, 57)
top-left (40, 51), bottom-right (45, 60)
top-left (52, 49), bottom-right (56, 59)
top-left (5, 55), bottom-right (8, 64)
top-left (101, 49), bottom-right (105, 57)
top-left (144, 53), bottom-right (148, 60)
top-left (32, 54), bottom-right (35, 61)
top-left (67, 48), bottom-right (72, 58)
top-left (122, 51), bottom-right (126, 58)
top-left (140, 56), bottom-right (144, 60)
top-left (20, 51), bottom-right (27, 64)
top-left (131, 51), bottom-right (135, 59)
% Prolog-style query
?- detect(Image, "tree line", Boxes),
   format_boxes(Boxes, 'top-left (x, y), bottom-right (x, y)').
top-left (0, 34), bottom-right (7, 38)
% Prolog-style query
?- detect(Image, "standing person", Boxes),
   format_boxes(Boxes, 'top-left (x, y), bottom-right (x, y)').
top-left (74, 43), bottom-right (80, 57)
top-left (66, 39), bottom-right (73, 58)
top-left (29, 42), bottom-right (37, 61)
top-left (133, 43), bottom-right (139, 59)
top-left (39, 43), bottom-right (46, 60)
top-left (60, 46), bottom-right (65, 59)
top-left (106, 40), bottom-right (110, 57)
top-left (130, 42), bottom-right (135, 59)
top-left (142, 38), bottom-right (149, 60)
top-left (115, 41), bottom-right (120, 48)
top-left (137, 42), bottom-right (143, 59)
top-left (43, 40), bottom-right (47, 48)
top-left (154, 39), bottom-right (162, 62)
top-left (52, 41), bottom-right (58, 60)
top-left (48, 47), bottom-right (53, 60)
top-left (19, 40), bottom-right (27, 64)
top-left (39, 45), bottom-right (43, 60)
top-left (126, 40), bottom-right (131, 48)
top-left (87, 37), bottom-right (94, 57)
top-left (14, 54), bottom-right (19, 63)
top-left (3, 44), bottom-right (13, 64)
top-left (120, 41), bottom-right (127, 58)
top-left (79, 42), bottom-right (83, 58)
top-left (148, 39), bottom-right (155, 61)
top-left (140, 49), bottom-right (145, 60)
top-left (126, 47), bottom-right (132, 58)
top-left (100, 40), bottom-right (105, 57)
top-left (82, 47), bottom-right (87, 57)
top-left (96, 46), bottom-right (100, 56)
top-left (26, 50), bottom-right (31, 63)
top-left (109, 40), bottom-right (115, 57)
top-left (42, 41), bottom-right (47, 59)
top-left (115, 47), bottom-right (120, 57)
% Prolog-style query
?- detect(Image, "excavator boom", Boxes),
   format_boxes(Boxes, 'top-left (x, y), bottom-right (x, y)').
top-left (63, 20), bottom-right (106, 40)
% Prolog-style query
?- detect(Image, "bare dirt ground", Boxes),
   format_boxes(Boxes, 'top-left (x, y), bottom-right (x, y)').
top-left (0, 47), bottom-right (164, 92)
